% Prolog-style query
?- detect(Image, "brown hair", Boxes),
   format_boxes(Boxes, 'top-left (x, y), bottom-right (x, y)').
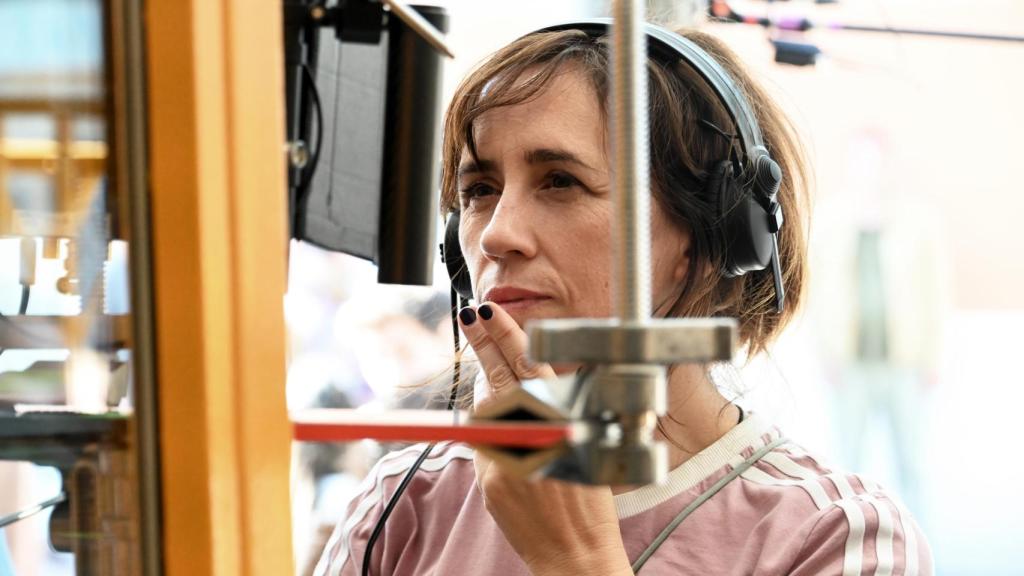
top-left (440, 28), bottom-right (810, 356)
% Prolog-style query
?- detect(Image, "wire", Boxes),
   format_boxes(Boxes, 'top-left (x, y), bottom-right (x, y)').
top-left (712, 0), bottom-right (1024, 44)
top-left (631, 436), bottom-right (789, 572)
top-left (362, 288), bottom-right (468, 575)
top-left (836, 24), bottom-right (1024, 43)
top-left (0, 492), bottom-right (66, 530)
top-left (567, 366), bottom-right (595, 419)
top-left (0, 284), bottom-right (48, 351)
top-left (297, 62), bottom-right (324, 207)
top-left (448, 290), bottom-right (467, 413)
top-left (362, 443), bottom-right (434, 576)
top-left (18, 284), bottom-right (30, 315)
top-left (1, 284), bottom-right (30, 359)
top-left (0, 310), bottom-right (43, 346)
top-left (449, 288), bottom-right (461, 411)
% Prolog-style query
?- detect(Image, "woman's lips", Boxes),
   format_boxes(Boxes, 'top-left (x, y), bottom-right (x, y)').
top-left (493, 297), bottom-right (551, 312)
top-left (482, 287), bottom-right (553, 311)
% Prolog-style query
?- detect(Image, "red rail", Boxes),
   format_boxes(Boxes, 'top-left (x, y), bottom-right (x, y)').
top-left (291, 409), bottom-right (571, 449)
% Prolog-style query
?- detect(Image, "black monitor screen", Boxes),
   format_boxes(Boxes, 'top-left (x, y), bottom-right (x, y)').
top-left (287, 3), bottom-right (447, 286)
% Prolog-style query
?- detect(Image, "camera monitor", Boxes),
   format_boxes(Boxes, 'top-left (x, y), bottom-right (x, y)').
top-left (285, 2), bottom-right (448, 287)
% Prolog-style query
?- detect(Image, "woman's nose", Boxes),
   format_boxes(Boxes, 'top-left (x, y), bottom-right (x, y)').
top-left (479, 195), bottom-right (538, 261)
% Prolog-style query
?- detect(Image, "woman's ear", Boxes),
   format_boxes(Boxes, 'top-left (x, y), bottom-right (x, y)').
top-left (673, 252), bottom-right (689, 283)
top-left (673, 230), bottom-right (692, 283)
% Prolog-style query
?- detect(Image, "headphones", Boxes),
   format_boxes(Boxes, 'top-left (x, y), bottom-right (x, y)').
top-left (440, 19), bottom-right (786, 312)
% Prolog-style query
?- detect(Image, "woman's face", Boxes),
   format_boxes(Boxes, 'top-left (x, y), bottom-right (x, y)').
top-left (457, 66), bottom-right (691, 327)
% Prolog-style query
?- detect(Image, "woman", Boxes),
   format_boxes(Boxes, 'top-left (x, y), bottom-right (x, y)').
top-left (316, 23), bottom-right (932, 575)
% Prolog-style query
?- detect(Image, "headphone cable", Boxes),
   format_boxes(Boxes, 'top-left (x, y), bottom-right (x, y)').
top-left (297, 62), bottom-right (324, 210)
top-left (18, 284), bottom-right (30, 315)
top-left (361, 289), bottom-right (466, 576)
top-left (361, 442), bottom-right (434, 576)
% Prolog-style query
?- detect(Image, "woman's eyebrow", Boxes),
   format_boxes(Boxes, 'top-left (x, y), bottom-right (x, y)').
top-left (524, 148), bottom-right (594, 171)
top-left (457, 158), bottom-right (496, 178)
top-left (457, 147), bottom-right (593, 178)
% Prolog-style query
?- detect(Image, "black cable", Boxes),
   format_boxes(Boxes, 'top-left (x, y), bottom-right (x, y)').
top-left (0, 492), bottom-right (66, 529)
top-left (362, 442), bottom-right (434, 576)
top-left (297, 62), bottom-right (324, 207)
top-left (712, 0), bottom-right (1024, 44)
top-left (0, 312), bottom-right (40, 338)
top-left (0, 306), bottom-right (44, 349)
top-left (836, 23), bottom-right (1024, 43)
top-left (0, 285), bottom-right (39, 355)
top-left (1, 284), bottom-right (30, 358)
top-left (18, 284), bottom-right (30, 315)
top-left (567, 366), bottom-right (594, 417)
top-left (448, 292), bottom-right (469, 412)
top-left (362, 288), bottom-right (468, 575)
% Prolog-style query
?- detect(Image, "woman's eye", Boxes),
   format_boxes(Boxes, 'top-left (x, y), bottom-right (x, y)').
top-left (548, 171), bottom-right (580, 189)
top-left (459, 182), bottom-right (498, 203)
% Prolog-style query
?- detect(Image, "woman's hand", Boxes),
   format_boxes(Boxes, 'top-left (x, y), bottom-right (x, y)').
top-left (459, 303), bottom-right (634, 576)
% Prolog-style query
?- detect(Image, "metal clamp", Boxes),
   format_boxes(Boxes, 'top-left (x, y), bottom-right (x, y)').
top-left (528, 318), bottom-right (736, 365)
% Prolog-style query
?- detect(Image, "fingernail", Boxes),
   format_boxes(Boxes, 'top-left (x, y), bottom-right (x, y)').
top-left (458, 307), bottom-right (477, 325)
top-left (478, 304), bottom-right (493, 320)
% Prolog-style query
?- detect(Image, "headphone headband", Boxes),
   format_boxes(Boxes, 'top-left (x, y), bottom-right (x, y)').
top-left (536, 18), bottom-right (768, 170)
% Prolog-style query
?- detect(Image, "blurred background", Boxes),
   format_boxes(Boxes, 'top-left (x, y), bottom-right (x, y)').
top-left (0, 0), bottom-right (1021, 575)
top-left (1, 1), bottom-right (129, 573)
top-left (282, 1), bottom-right (1024, 575)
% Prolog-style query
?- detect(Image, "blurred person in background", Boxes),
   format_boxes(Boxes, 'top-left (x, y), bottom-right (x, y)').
top-left (811, 129), bottom-right (950, 524)
top-left (294, 289), bottom-right (455, 574)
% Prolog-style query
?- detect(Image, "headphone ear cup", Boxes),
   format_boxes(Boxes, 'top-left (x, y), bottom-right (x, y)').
top-left (715, 161), bottom-right (774, 277)
top-left (442, 212), bottom-right (474, 300)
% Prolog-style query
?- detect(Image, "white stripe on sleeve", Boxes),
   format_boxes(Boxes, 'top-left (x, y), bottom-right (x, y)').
top-left (863, 495), bottom-right (895, 576)
top-left (856, 474), bottom-right (918, 576)
top-left (762, 452), bottom-right (860, 504)
top-left (761, 452), bottom-right (878, 576)
top-left (834, 499), bottom-right (866, 576)
top-left (741, 464), bottom-right (831, 509)
top-left (826, 472), bottom-right (858, 500)
top-left (746, 450), bottom-right (921, 576)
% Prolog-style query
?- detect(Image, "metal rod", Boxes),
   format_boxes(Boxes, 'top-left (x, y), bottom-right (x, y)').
top-left (381, 0), bottom-right (455, 58)
top-left (610, 0), bottom-right (651, 322)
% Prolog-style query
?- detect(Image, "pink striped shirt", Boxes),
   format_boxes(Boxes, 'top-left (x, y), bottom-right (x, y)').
top-left (315, 414), bottom-right (932, 575)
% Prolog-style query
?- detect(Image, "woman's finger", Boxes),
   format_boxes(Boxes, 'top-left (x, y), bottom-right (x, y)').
top-left (458, 306), bottom-right (520, 397)
top-left (476, 302), bottom-right (557, 382)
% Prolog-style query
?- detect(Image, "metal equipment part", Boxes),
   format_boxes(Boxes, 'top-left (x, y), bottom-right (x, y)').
top-left (525, 0), bottom-right (738, 485)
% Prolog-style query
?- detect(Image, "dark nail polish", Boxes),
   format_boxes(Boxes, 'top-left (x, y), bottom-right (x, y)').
top-left (478, 304), bottom-right (493, 320)
top-left (459, 307), bottom-right (477, 325)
